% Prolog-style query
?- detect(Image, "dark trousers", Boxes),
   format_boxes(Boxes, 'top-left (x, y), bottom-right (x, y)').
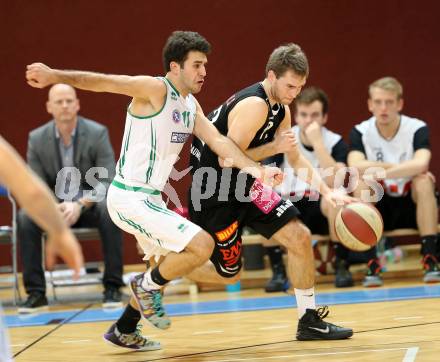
top-left (18, 200), bottom-right (124, 295)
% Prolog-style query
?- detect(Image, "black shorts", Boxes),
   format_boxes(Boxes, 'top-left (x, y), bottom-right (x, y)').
top-left (375, 192), bottom-right (417, 230)
top-left (189, 198), bottom-right (300, 278)
top-left (293, 197), bottom-right (329, 235)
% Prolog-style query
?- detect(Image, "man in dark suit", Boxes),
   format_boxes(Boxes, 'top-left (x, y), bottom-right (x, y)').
top-left (18, 84), bottom-right (124, 313)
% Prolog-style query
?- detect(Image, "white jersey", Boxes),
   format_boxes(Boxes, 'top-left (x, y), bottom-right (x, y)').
top-left (351, 114), bottom-right (429, 196)
top-left (278, 125), bottom-right (345, 195)
top-left (114, 77), bottom-right (197, 191)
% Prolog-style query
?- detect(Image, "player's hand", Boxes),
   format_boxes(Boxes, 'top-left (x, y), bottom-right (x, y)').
top-left (273, 130), bottom-right (297, 153)
top-left (304, 122), bottom-right (323, 145)
top-left (26, 62), bottom-right (56, 88)
top-left (45, 228), bottom-right (84, 280)
top-left (323, 189), bottom-right (357, 207)
top-left (260, 166), bottom-right (284, 187)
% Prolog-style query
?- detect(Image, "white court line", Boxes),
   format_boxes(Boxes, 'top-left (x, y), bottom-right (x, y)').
top-left (193, 330), bottom-right (224, 335)
top-left (207, 346), bottom-right (420, 362)
top-left (331, 321), bottom-right (357, 324)
top-left (10, 344), bottom-right (26, 347)
top-left (62, 339), bottom-right (91, 344)
top-left (403, 347), bottom-right (419, 362)
top-left (258, 325), bottom-right (290, 330)
top-left (394, 316), bottom-right (423, 320)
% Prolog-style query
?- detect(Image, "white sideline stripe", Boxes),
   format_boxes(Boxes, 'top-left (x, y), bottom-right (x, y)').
top-left (10, 344), bottom-right (26, 347)
top-left (62, 339), bottom-right (91, 344)
top-left (394, 316), bottom-right (423, 320)
top-left (207, 346), bottom-right (420, 362)
top-left (258, 325), bottom-right (290, 330)
top-left (403, 347), bottom-right (419, 362)
top-left (193, 330), bottom-right (224, 335)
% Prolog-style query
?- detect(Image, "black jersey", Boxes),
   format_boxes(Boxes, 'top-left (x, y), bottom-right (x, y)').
top-left (190, 82), bottom-right (286, 207)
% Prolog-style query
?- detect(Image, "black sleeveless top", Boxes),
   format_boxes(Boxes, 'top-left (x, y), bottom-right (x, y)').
top-left (190, 82), bottom-right (285, 206)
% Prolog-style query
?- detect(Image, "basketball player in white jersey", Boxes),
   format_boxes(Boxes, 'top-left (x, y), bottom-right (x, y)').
top-left (0, 135), bottom-right (83, 361)
top-left (265, 87), bottom-right (352, 289)
top-left (348, 77), bottom-right (440, 286)
top-left (25, 31), bottom-right (283, 351)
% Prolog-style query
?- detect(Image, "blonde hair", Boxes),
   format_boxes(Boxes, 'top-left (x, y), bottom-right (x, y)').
top-left (369, 77), bottom-right (403, 99)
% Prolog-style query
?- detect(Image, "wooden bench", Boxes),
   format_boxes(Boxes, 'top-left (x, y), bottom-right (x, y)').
top-left (242, 225), bottom-right (440, 245)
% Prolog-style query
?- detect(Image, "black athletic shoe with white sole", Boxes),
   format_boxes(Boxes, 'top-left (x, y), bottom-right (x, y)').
top-left (296, 306), bottom-right (353, 340)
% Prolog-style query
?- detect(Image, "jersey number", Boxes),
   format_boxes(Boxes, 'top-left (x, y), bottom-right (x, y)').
top-left (259, 121), bottom-right (274, 140)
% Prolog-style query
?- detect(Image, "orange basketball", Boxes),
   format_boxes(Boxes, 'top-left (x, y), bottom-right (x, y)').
top-left (335, 202), bottom-right (383, 251)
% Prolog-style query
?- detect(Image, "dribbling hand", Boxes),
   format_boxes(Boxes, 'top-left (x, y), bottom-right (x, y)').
top-left (260, 166), bottom-right (284, 187)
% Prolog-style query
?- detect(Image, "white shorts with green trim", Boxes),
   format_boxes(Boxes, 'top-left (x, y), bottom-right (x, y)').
top-left (107, 181), bottom-right (202, 261)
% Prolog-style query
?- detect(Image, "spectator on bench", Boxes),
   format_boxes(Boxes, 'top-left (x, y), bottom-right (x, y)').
top-left (346, 76), bottom-right (440, 286)
top-left (18, 84), bottom-right (124, 313)
top-left (263, 87), bottom-right (351, 290)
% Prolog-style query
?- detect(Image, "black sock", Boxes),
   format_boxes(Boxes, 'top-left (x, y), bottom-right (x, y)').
top-left (421, 234), bottom-right (438, 256)
top-left (151, 267), bottom-right (170, 286)
top-left (266, 246), bottom-right (284, 267)
top-left (116, 304), bottom-right (141, 334)
top-left (334, 243), bottom-right (350, 261)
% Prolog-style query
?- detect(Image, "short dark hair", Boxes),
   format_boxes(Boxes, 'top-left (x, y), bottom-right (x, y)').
top-left (265, 43), bottom-right (309, 78)
top-left (294, 86), bottom-right (329, 115)
top-left (162, 31), bottom-right (211, 72)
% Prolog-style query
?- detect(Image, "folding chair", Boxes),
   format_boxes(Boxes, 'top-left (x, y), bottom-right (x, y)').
top-left (42, 227), bottom-right (103, 300)
top-left (0, 185), bottom-right (21, 305)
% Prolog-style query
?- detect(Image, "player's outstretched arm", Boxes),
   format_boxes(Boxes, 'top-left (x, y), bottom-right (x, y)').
top-left (193, 112), bottom-right (283, 186)
top-left (287, 149), bottom-right (354, 207)
top-left (0, 136), bottom-right (83, 277)
top-left (26, 62), bottom-right (165, 101)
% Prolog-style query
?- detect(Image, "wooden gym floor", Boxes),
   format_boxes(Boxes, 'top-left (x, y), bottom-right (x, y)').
top-left (2, 250), bottom-right (440, 362)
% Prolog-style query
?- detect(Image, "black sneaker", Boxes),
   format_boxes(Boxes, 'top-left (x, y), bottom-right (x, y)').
top-left (265, 263), bottom-right (289, 293)
top-left (422, 254), bottom-right (440, 283)
top-left (103, 287), bottom-right (123, 308)
top-left (296, 306), bottom-right (353, 340)
top-left (334, 260), bottom-right (353, 288)
top-left (18, 292), bottom-right (48, 314)
top-left (362, 258), bottom-right (383, 287)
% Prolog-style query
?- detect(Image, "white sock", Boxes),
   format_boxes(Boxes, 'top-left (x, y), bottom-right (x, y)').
top-left (141, 271), bottom-right (161, 290)
top-left (294, 287), bottom-right (316, 319)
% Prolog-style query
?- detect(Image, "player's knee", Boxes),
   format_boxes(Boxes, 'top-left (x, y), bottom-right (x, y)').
top-left (275, 219), bottom-right (311, 252)
top-left (188, 231), bottom-right (214, 263)
top-left (294, 221), bottom-right (312, 251)
top-left (412, 174), bottom-right (434, 196)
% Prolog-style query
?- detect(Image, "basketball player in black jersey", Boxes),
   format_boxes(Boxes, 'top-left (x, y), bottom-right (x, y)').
top-left (189, 44), bottom-right (354, 340)
top-left (347, 76), bottom-right (440, 286)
